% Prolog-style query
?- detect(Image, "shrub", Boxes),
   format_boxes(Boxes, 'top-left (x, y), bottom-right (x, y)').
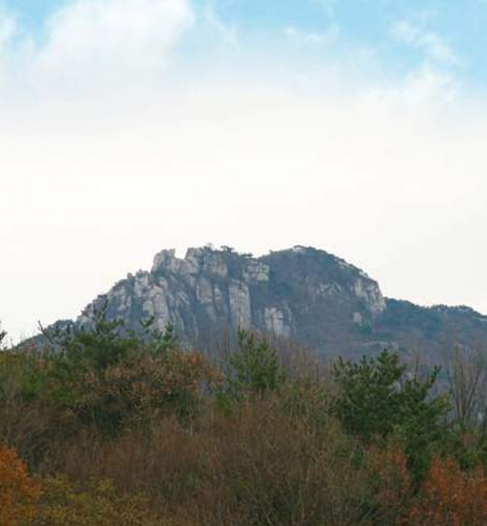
top-left (405, 457), bottom-right (487, 526)
top-left (0, 320), bottom-right (219, 473)
top-left (191, 399), bottom-right (385, 526)
top-left (22, 319), bottom-right (214, 436)
top-left (6, 319), bottom-right (487, 526)
top-left (30, 477), bottom-right (162, 526)
top-left (67, 349), bottom-right (213, 433)
top-left (0, 446), bottom-right (40, 526)
top-left (364, 441), bottom-right (412, 525)
top-left (60, 419), bottom-right (209, 504)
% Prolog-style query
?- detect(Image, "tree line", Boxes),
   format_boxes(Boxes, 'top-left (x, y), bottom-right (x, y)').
top-left (1, 313), bottom-right (487, 526)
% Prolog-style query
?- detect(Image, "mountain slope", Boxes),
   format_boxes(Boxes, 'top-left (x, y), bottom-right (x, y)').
top-left (72, 246), bottom-right (487, 360)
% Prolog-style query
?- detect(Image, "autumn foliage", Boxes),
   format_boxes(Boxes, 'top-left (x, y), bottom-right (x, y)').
top-left (0, 446), bottom-right (40, 526)
top-left (30, 478), bottom-right (160, 526)
top-left (2, 318), bottom-right (487, 525)
top-left (405, 457), bottom-right (487, 526)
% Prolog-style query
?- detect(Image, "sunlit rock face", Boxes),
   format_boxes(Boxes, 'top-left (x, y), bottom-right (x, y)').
top-left (75, 245), bottom-right (487, 360)
top-left (78, 246), bottom-right (392, 356)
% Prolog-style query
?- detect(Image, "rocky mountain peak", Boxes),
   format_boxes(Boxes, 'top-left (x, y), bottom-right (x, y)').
top-left (67, 245), bottom-right (487, 360)
top-left (151, 246), bottom-right (271, 283)
top-left (76, 246), bottom-right (389, 354)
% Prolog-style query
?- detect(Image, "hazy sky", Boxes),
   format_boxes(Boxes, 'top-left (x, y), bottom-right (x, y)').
top-left (1, 0), bottom-right (487, 341)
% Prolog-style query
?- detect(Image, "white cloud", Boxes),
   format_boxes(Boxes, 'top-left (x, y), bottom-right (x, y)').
top-left (2, 0), bottom-right (194, 92)
top-left (284, 24), bottom-right (340, 46)
top-left (366, 64), bottom-right (458, 106)
top-left (403, 65), bottom-right (457, 102)
top-left (391, 20), bottom-right (460, 66)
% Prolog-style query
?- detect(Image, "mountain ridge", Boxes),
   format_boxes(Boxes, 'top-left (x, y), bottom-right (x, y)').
top-left (49, 245), bottom-right (486, 361)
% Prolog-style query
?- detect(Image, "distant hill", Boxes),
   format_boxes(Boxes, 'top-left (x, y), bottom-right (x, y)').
top-left (42, 245), bottom-right (486, 362)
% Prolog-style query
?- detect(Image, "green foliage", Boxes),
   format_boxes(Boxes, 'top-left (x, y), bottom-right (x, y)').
top-left (53, 319), bottom-right (134, 372)
top-left (332, 349), bottom-right (449, 480)
top-left (0, 311), bottom-right (213, 448)
top-left (332, 350), bottom-right (407, 439)
top-left (142, 321), bottom-right (178, 357)
top-left (394, 373), bottom-right (450, 481)
top-left (3, 319), bottom-right (487, 525)
top-left (225, 331), bottom-right (285, 399)
top-left (46, 307), bottom-right (178, 372)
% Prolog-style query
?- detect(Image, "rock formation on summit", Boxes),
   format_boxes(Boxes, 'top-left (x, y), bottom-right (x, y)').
top-left (74, 246), bottom-right (487, 360)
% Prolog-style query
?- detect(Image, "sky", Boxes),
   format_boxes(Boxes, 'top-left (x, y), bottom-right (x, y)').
top-left (1, 0), bottom-right (487, 341)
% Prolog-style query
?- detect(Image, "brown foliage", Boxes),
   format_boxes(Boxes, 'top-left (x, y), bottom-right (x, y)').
top-left (77, 350), bottom-right (214, 425)
top-left (45, 398), bottom-right (398, 526)
top-left (365, 442), bottom-right (412, 526)
top-left (0, 446), bottom-right (40, 526)
top-left (191, 401), bottom-right (414, 526)
top-left (5, 331), bottom-right (487, 526)
top-left (61, 418), bottom-right (207, 505)
top-left (405, 457), bottom-right (487, 526)
top-left (30, 477), bottom-right (164, 526)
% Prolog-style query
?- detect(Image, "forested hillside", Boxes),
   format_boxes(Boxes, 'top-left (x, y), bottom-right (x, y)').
top-left (2, 319), bottom-right (487, 526)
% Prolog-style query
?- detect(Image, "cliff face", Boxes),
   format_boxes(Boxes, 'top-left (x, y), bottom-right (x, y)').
top-left (78, 246), bottom-right (386, 354)
top-left (76, 246), bottom-right (487, 359)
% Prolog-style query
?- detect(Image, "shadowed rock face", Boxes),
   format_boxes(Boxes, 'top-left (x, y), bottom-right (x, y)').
top-left (75, 246), bottom-right (487, 360)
